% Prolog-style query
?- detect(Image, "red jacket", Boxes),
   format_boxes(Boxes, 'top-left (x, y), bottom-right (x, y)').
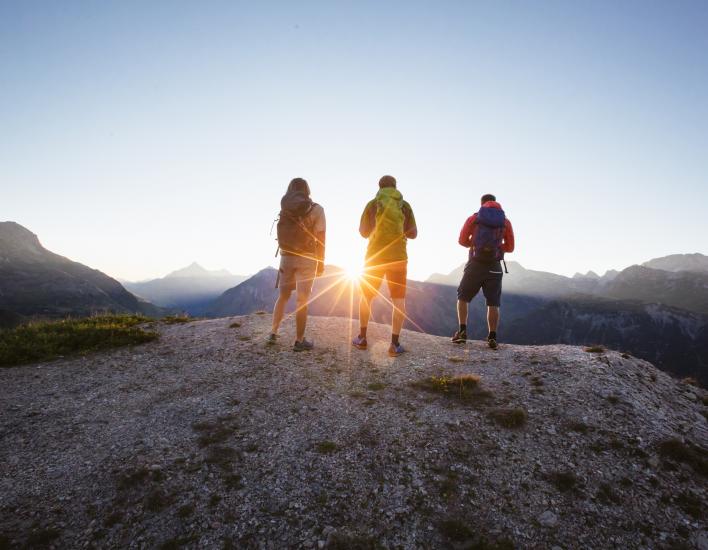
top-left (458, 201), bottom-right (515, 253)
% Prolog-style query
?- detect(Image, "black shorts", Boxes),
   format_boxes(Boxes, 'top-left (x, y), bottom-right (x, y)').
top-left (457, 260), bottom-right (503, 306)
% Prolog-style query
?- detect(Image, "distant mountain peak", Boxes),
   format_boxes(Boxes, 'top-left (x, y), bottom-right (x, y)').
top-left (642, 253), bottom-right (708, 274)
top-left (0, 221), bottom-right (44, 256)
top-left (573, 270), bottom-right (600, 279)
top-left (165, 262), bottom-right (233, 279)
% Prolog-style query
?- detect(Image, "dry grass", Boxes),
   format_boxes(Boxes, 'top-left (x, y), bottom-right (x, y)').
top-left (584, 345), bottom-right (605, 353)
top-left (656, 438), bottom-right (708, 477)
top-left (315, 440), bottom-right (338, 454)
top-left (489, 408), bottom-right (527, 429)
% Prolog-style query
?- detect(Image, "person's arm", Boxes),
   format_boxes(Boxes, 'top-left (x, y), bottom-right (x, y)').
top-left (458, 215), bottom-right (476, 248)
top-left (313, 206), bottom-right (326, 274)
top-left (403, 202), bottom-right (417, 239)
top-left (359, 201), bottom-right (375, 238)
top-left (502, 218), bottom-right (515, 253)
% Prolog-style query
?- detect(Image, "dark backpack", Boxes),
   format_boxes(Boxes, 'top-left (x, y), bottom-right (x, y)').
top-left (276, 191), bottom-right (317, 255)
top-left (471, 206), bottom-right (506, 263)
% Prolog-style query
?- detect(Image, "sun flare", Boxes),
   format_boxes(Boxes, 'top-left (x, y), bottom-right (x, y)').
top-left (341, 263), bottom-right (363, 282)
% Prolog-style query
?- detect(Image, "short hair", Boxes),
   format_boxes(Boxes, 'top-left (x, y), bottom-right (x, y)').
top-left (379, 175), bottom-right (397, 188)
top-left (481, 193), bottom-right (496, 203)
top-left (288, 177), bottom-right (310, 196)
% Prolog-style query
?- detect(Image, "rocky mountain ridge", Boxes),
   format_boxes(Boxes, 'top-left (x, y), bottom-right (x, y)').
top-left (0, 315), bottom-right (706, 549)
top-left (0, 221), bottom-right (161, 320)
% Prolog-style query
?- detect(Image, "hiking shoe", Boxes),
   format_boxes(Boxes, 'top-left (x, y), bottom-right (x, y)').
top-left (487, 338), bottom-right (498, 350)
top-left (293, 338), bottom-right (314, 352)
top-left (388, 342), bottom-right (405, 357)
top-left (451, 330), bottom-right (467, 344)
top-left (352, 335), bottom-right (368, 350)
top-left (266, 333), bottom-right (278, 345)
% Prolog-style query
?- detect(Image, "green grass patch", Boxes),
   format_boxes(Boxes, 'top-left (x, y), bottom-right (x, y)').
top-left (367, 382), bottom-right (386, 391)
top-left (161, 315), bottom-right (193, 324)
top-left (412, 374), bottom-right (490, 402)
top-left (0, 315), bottom-right (158, 368)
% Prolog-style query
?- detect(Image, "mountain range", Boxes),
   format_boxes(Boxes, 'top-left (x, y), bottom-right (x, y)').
top-left (1, 220), bottom-right (706, 384)
top-left (123, 262), bottom-right (246, 315)
top-left (207, 256), bottom-right (708, 384)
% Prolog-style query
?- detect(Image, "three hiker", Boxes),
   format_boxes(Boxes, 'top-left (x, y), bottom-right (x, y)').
top-left (269, 178), bottom-right (326, 351)
top-left (452, 194), bottom-right (514, 349)
top-left (352, 175), bottom-right (417, 357)
top-left (270, 177), bottom-right (513, 355)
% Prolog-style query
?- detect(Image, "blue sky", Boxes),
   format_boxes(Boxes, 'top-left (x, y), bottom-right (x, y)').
top-left (2, 0), bottom-right (707, 281)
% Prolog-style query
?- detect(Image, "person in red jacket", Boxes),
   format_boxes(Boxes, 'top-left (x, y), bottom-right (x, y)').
top-left (452, 193), bottom-right (515, 349)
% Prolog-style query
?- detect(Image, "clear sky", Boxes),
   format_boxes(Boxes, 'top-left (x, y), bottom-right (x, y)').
top-left (2, 0), bottom-right (707, 282)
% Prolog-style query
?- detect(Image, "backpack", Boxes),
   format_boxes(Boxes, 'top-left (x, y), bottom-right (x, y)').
top-left (372, 187), bottom-right (405, 242)
top-left (471, 205), bottom-right (506, 263)
top-left (276, 191), bottom-right (317, 256)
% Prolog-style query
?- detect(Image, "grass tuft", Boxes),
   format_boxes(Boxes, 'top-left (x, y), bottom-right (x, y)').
top-left (675, 491), bottom-right (703, 519)
top-left (584, 345), bottom-right (605, 353)
top-left (0, 315), bottom-right (157, 367)
top-left (26, 528), bottom-right (61, 547)
top-left (161, 315), bottom-right (194, 324)
top-left (656, 438), bottom-right (708, 477)
top-left (229, 322), bottom-right (241, 328)
top-left (597, 482), bottom-right (621, 504)
top-left (366, 382), bottom-right (386, 391)
top-left (315, 440), bottom-right (338, 454)
top-left (412, 374), bottom-right (489, 402)
top-left (548, 471), bottom-right (579, 492)
top-left (489, 407), bottom-right (527, 428)
top-left (438, 519), bottom-right (472, 542)
top-left (680, 376), bottom-right (701, 388)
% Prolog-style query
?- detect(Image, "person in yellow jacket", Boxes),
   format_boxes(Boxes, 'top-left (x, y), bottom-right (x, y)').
top-left (352, 175), bottom-right (417, 357)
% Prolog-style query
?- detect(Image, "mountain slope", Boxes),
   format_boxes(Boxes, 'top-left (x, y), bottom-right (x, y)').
top-left (643, 253), bottom-right (708, 273)
top-left (124, 262), bottom-right (246, 315)
top-left (0, 221), bottom-right (159, 318)
top-left (1, 315), bottom-right (705, 548)
top-left (604, 265), bottom-right (708, 314)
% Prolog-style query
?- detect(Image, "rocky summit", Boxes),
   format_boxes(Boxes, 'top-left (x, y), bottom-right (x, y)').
top-left (1, 315), bottom-right (706, 549)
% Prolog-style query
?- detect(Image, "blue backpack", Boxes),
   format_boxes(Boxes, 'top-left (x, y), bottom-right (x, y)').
top-left (471, 206), bottom-right (506, 263)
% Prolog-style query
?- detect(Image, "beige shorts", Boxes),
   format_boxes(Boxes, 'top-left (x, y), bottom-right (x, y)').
top-left (278, 254), bottom-right (317, 294)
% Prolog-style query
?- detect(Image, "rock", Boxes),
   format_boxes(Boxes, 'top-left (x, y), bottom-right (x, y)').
top-left (695, 532), bottom-right (708, 550)
top-left (538, 511), bottom-right (559, 528)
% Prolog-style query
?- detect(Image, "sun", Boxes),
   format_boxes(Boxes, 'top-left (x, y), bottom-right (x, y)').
top-left (341, 262), bottom-right (363, 282)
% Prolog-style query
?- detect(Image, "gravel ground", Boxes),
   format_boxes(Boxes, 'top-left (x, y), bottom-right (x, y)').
top-left (1, 314), bottom-right (706, 549)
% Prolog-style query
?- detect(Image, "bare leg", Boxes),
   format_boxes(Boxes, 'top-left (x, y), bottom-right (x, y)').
top-left (295, 288), bottom-right (310, 342)
top-left (271, 289), bottom-right (292, 334)
top-left (457, 300), bottom-right (468, 327)
top-left (359, 295), bottom-right (372, 335)
top-left (487, 306), bottom-right (499, 333)
top-left (392, 297), bottom-right (405, 336)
